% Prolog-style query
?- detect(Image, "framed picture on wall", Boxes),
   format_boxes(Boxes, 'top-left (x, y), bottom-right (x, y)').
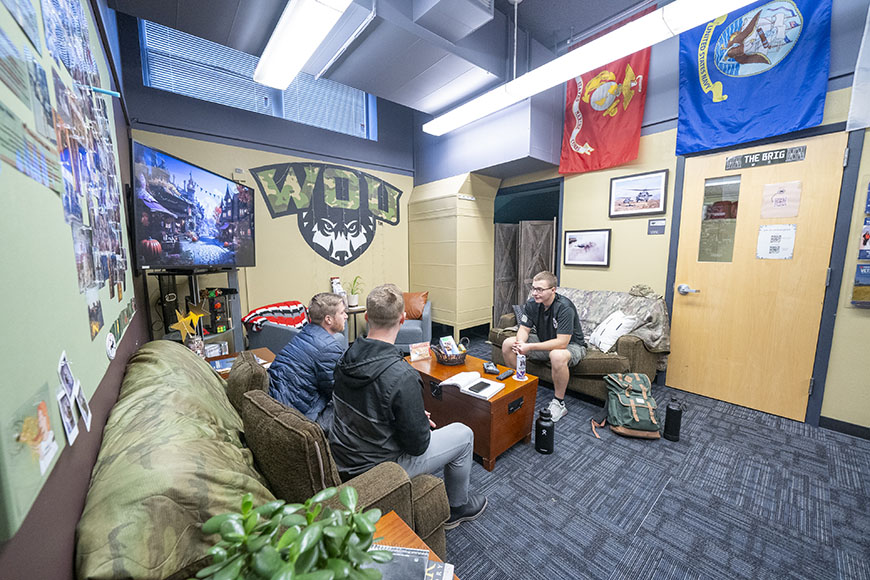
top-left (609, 169), bottom-right (668, 218)
top-left (564, 229), bottom-right (611, 267)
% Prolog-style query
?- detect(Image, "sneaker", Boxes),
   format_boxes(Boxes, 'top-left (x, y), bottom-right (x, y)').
top-left (547, 398), bottom-right (567, 422)
top-left (445, 494), bottom-right (487, 529)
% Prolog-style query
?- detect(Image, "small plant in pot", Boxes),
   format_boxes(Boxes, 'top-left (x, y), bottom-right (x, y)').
top-left (345, 276), bottom-right (364, 308)
top-left (193, 486), bottom-right (392, 580)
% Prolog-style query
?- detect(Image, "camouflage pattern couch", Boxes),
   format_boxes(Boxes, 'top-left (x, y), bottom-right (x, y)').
top-left (489, 286), bottom-right (670, 402)
top-left (75, 340), bottom-right (448, 580)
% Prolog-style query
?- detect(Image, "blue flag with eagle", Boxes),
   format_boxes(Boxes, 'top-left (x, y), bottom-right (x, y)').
top-left (676, 0), bottom-right (831, 155)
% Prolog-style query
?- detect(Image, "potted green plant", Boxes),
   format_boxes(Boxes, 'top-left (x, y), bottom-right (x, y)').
top-left (345, 276), bottom-right (364, 307)
top-left (193, 486), bottom-right (392, 580)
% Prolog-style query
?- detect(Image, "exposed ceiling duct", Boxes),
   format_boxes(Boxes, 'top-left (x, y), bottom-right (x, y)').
top-left (413, 0), bottom-right (494, 43)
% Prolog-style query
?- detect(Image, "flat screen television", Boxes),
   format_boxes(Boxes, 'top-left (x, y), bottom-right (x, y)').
top-left (131, 141), bottom-right (255, 270)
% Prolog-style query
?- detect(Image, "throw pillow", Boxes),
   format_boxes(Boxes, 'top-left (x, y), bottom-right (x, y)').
top-left (225, 351), bottom-right (269, 413)
top-left (511, 304), bottom-right (525, 326)
top-left (403, 291), bottom-right (429, 320)
top-left (239, 390), bottom-right (341, 502)
top-left (589, 310), bottom-right (638, 353)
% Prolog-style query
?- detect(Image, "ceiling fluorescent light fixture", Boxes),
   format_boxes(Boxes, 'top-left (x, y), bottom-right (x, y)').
top-left (422, 0), bottom-right (757, 136)
top-left (254, 0), bottom-right (353, 90)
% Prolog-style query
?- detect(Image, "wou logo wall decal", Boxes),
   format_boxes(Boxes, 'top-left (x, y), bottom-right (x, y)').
top-left (250, 162), bottom-right (402, 266)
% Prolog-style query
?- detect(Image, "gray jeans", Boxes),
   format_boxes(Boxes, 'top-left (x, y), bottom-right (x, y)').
top-left (395, 422), bottom-right (474, 507)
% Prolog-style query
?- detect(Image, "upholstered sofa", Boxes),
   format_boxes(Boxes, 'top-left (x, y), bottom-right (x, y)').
top-left (489, 286), bottom-right (670, 402)
top-left (75, 340), bottom-right (448, 580)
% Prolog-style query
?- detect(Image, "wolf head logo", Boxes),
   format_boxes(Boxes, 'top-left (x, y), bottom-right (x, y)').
top-left (250, 162), bottom-right (402, 266)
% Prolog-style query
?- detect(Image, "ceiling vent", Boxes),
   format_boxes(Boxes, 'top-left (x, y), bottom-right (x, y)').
top-left (413, 0), bottom-right (493, 43)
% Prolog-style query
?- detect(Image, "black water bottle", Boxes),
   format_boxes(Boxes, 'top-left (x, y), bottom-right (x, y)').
top-left (535, 408), bottom-right (554, 454)
top-left (663, 399), bottom-right (683, 442)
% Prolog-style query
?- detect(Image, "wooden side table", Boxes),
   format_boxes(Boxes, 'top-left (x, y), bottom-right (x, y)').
top-left (375, 511), bottom-right (459, 580)
top-left (205, 347), bottom-right (275, 379)
top-left (346, 305), bottom-right (366, 343)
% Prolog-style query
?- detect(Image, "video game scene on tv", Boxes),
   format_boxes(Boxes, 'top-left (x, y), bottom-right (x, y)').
top-left (132, 142), bottom-right (255, 270)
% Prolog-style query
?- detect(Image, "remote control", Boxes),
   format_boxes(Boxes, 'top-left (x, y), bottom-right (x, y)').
top-left (483, 361), bottom-right (499, 374)
top-left (496, 369), bottom-right (514, 381)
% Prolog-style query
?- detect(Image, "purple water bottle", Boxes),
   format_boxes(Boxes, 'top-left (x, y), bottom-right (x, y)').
top-left (516, 354), bottom-right (526, 380)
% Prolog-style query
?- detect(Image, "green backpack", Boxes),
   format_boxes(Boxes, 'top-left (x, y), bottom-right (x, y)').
top-left (594, 373), bottom-right (661, 439)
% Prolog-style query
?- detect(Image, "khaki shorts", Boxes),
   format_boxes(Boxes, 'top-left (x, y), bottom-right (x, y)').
top-left (525, 333), bottom-right (586, 366)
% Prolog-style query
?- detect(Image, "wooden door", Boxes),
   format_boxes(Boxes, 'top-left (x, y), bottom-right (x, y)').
top-left (667, 132), bottom-right (847, 421)
top-left (517, 220), bottom-right (556, 303)
top-left (493, 224), bottom-right (519, 325)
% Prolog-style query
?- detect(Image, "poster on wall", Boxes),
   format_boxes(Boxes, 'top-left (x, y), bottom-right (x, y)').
top-left (0, 27), bottom-right (29, 103)
top-left (1, 0), bottom-right (41, 54)
top-left (4, 389), bottom-right (58, 481)
top-left (852, 264), bottom-right (870, 307)
top-left (25, 49), bottom-right (54, 145)
top-left (859, 217), bottom-right (870, 260)
top-left (0, 99), bottom-right (63, 192)
top-left (40, 0), bottom-right (99, 84)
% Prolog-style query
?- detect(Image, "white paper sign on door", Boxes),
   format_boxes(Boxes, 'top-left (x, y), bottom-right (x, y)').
top-left (757, 224), bottom-right (796, 260)
top-left (761, 181), bottom-right (802, 218)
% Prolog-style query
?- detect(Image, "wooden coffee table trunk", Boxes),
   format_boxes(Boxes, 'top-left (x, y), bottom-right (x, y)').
top-left (406, 355), bottom-right (538, 471)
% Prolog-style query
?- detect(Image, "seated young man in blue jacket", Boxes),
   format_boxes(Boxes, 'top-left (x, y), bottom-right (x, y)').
top-left (329, 283), bottom-right (487, 529)
top-left (268, 292), bottom-right (348, 432)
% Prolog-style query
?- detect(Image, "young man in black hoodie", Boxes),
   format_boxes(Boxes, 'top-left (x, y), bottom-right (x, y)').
top-left (329, 283), bottom-right (487, 529)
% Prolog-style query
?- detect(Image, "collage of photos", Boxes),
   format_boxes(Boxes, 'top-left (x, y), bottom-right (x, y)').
top-left (1, 0), bottom-right (126, 342)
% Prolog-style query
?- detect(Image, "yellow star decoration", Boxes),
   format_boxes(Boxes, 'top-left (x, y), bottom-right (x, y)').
top-left (188, 299), bottom-right (209, 320)
top-left (170, 309), bottom-right (196, 342)
top-left (186, 301), bottom-right (207, 330)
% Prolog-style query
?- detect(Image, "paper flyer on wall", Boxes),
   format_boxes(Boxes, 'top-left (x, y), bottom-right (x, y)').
top-left (859, 217), bottom-right (870, 260)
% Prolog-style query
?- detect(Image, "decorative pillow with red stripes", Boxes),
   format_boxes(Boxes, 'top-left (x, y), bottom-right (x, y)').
top-left (243, 301), bottom-right (307, 332)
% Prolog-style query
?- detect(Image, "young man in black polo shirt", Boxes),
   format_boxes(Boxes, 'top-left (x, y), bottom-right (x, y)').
top-left (501, 271), bottom-right (586, 422)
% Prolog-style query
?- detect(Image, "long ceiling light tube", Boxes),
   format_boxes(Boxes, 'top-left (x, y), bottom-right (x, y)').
top-left (254, 0), bottom-right (353, 90)
top-left (422, 0), bottom-right (757, 136)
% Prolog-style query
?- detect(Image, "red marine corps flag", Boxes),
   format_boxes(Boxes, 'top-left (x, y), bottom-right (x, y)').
top-left (559, 47), bottom-right (651, 174)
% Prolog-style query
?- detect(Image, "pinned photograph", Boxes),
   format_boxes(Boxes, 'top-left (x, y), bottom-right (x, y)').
top-left (73, 381), bottom-right (92, 431)
top-left (564, 229), bottom-right (612, 267)
top-left (56, 387), bottom-right (78, 445)
top-left (87, 288), bottom-right (104, 339)
top-left (58, 351), bottom-right (75, 398)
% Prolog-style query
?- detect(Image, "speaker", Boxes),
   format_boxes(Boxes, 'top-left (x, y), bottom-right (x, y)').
top-left (157, 275), bottom-right (178, 334)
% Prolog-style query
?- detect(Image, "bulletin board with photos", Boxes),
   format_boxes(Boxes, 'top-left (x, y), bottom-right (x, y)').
top-left (0, 0), bottom-right (134, 541)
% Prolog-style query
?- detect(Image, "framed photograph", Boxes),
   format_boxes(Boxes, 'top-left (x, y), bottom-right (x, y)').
top-left (564, 229), bottom-right (611, 267)
top-left (609, 169), bottom-right (668, 218)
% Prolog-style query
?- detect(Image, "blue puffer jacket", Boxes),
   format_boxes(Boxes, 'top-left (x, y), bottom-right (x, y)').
top-left (268, 323), bottom-right (346, 420)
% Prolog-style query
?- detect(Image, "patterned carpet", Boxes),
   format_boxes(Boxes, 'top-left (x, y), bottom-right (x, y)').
top-left (439, 334), bottom-right (870, 580)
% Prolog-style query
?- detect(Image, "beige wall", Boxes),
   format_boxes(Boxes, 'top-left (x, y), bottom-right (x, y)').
top-left (133, 131), bottom-right (413, 321)
top-left (500, 88), bottom-right (870, 428)
top-left (822, 128), bottom-right (870, 427)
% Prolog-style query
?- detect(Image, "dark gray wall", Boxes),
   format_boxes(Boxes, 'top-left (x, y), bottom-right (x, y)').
top-left (115, 13), bottom-right (415, 176)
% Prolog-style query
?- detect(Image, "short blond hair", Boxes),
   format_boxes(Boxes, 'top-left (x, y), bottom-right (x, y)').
top-left (533, 271), bottom-right (558, 289)
top-left (308, 293), bottom-right (344, 324)
top-left (366, 284), bottom-right (404, 329)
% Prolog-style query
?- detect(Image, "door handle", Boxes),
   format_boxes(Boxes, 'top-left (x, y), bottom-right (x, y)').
top-left (677, 284), bottom-right (701, 295)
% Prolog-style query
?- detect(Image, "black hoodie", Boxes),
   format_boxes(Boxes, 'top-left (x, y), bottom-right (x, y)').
top-left (329, 337), bottom-right (431, 478)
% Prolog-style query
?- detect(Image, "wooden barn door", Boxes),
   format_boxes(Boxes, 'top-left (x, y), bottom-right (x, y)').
top-left (493, 224), bottom-right (519, 325)
top-left (517, 220), bottom-right (556, 303)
